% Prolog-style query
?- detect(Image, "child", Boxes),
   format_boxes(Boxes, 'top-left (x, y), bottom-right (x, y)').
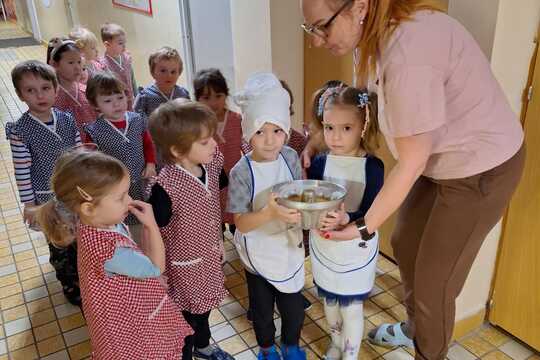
top-left (307, 84), bottom-right (384, 360)
top-left (68, 26), bottom-right (105, 83)
top-left (228, 73), bottom-right (306, 360)
top-left (134, 46), bottom-right (190, 117)
top-left (194, 68), bottom-right (242, 236)
top-left (84, 71), bottom-right (156, 241)
top-left (5, 60), bottom-right (82, 305)
top-left (147, 100), bottom-right (234, 360)
top-left (47, 37), bottom-right (97, 142)
top-left (36, 149), bottom-right (193, 359)
top-left (98, 23), bottom-right (137, 110)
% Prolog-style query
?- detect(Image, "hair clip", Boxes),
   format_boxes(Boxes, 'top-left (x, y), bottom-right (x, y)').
top-left (49, 39), bottom-right (77, 59)
top-left (317, 85), bottom-right (344, 117)
top-left (76, 186), bottom-right (93, 202)
top-left (358, 92), bottom-right (369, 108)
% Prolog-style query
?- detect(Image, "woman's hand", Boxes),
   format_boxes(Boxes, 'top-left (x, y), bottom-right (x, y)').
top-left (266, 193), bottom-right (301, 224)
top-left (319, 223), bottom-right (361, 241)
top-left (23, 203), bottom-right (37, 228)
top-left (319, 203), bottom-right (349, 231)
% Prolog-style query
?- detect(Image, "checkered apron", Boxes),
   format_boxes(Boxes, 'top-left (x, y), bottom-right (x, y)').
top-left (216, 110), bottom-right (243, 225)
top-left (157, 152), bottom-right (228, 313)
top-left (5, 109), bottom-right (79, 205)
top-left (78, 223), bottom-right (192, 359)
top-left (84, 112), bottom-right (146, 224)
top-left (98, 53), bottom-right (135, 110)
top-left (134, 84), bottom-right (190, 117)
top-left (55, 83), bottom-right (97, 142)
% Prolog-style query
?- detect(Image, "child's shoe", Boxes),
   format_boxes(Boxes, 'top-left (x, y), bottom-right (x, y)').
top-left (281, 344), bottom-right (306, 360)
top-left (193, 344), bottom-right (234, 360)
top-left (257, 345), bottom-right (281, 360)
top-left (323, 343), bottom-right (341, 360)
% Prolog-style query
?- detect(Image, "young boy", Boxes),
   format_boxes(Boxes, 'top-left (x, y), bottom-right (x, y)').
top-left (147, 100), bottom-right (233, 360)
top-left (5, 60), bottom-right (82, 305)
top-left (134, 46), bottom-right (190, 117)
top-left (98, 23), bottom-right (137, 110)
top-left (84, 71), bottom-right (156, 242)
top-left (228, 73), bottom-right (306, 360)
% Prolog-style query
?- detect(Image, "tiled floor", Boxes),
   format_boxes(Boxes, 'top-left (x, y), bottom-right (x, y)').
top-left (0, 21), bottom-right (538, 360)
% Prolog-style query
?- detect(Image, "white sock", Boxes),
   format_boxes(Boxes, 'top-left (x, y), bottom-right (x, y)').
top-left (340, 302), bottom-right (364, 360)
top-left (323, 300), bottom-right (343, 359)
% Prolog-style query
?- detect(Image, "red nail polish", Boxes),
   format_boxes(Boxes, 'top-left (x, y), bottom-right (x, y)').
top-left (324, 233), bottom-right (330, 239)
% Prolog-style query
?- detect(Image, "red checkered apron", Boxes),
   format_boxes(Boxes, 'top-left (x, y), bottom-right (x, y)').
top-left (157, 152), bottom-right (228, 314)
top-left (98, 53), bottom-right (135, 110)
top-left (78, 223), bottom-right (192, 359)
top-left (215, 110), bottom-right (243, 225)
top-left (54, 83), bottom-right (97, 142)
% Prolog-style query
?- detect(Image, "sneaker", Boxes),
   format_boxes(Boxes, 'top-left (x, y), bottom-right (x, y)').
top-left (281, 345), bottom-right (306, 360)
top-left (193, 344), bottom-right (234, 360)
top-left (302, 295), bottom-right (312, 311)
top-left (257, 345), bottom-right (281, 360)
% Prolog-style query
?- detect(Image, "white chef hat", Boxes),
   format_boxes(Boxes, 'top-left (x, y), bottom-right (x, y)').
top-left (234, 72), bottom-right (291, 142)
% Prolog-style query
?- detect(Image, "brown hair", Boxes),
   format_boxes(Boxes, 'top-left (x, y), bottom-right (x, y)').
top-left (100, 23), bottom-right (125, 42)
top-left (69, 26), bottom-right (98, 50)
top-left (85, 71), bottom-right (125, 107)
top-left (149, 99), bottom-right (217, 164)
top-left (279, 79), bottom-right (295, 116)
top-left (314, 84), bottom-right (379, 154)
top-left (36, 149), bottom-right (128, 247)
top-left (329, 0), bottom-right (443, 85)
top-left (46, 36), bottom-right (80, 65)
top-left (148, 46), bottom-right (183, 74)
top-left (12, 60), bottom-right (58, 95)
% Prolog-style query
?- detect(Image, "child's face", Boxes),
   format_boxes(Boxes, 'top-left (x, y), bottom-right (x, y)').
top-left (152, 59), bottom-right (181, 91)
top-left (249, 122), bottom-right (287, 162)
top-left (180, 127), bottom-right (217, 166)
top-left (82, 42), bottom-right (98, 61)
top-left (17, 74), bottom-right (57, 116)
top-left (105, 35), bottom-right (126, 57)
top-left (198, 87), bottom-right (226, 116)
top-left (82, 174), bottom-right (132, 227)
top-left (53, 49), bottom-right (83, 83)
top-left (95, 92), bottom-right (128, 120)
top-left (322, 106), bottom-right (364, 156)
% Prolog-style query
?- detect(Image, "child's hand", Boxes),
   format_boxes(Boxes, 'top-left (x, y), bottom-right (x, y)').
top-left (128, 200), bottom-right (159, 231)
top-left (319, 203), bottom-right (349, 231)
top-left (23, 203), bottom-right (37, 228)
top-left (266, 193), bottom-right (301, 224)
top-left (142, 163), bottom-right (157, 179)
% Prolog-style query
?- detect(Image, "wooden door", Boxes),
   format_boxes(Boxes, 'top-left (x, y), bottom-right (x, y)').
top-left (489, 35), bottom-right (540, 351)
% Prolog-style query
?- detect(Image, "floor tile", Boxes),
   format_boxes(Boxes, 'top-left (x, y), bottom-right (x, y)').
top-left (63, 326), bottom-right (89, 347)
top-left (220, 301), bottom-right (246, 319)
top-left (211, 322), bottom-right (236, 342)
top-left (23, 285), bottom-right (48, 302)
top-left (67, 340), bottom-right (91, 360)
top-left (2, 304), bottom-right (28, 322)
top-left (6, 330), bottom-right (33, 352)
top-left (33, 321), bottom-right (61, 342)
top-left (218, 334), bottom-right (248, 355)
top-left (37, 335), bottom-right (65, 357)
top-left (40, 350), bottom-right (70, 360)
top-left (11, 241), bottom-right (32, 254)
top-left (0, 263), bottom-right (16, 276)
top-left (383, 347), bottom-right (414, 360)
top-left (482, 350), bottom-right (514, 359)
top-left (235, 349), bottom-right (257, 360)
top-left (58, 313), bottom-right (86, 332)
top-left (9, 344), bottom-right (38, 360)
top-left (460, 335), bottom-right (496, 358)
top-left (499, 340), bottom-right (534, 360)
top-left (4, 317), bottom-right (32, 337)
top-left (0, 339), bottom-right (5, 356)
top-left (54, 303), bottom-right (80, 319)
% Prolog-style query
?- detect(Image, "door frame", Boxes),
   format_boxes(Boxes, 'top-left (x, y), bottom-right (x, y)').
top-left (25, 0), bottom-right (41, 41)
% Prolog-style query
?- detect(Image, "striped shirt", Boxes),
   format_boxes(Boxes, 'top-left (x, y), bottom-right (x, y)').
top-left (7, 115), bottom-right (81, 204)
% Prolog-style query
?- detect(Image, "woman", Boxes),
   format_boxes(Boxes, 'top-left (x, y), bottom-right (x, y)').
top-left (300, 1), bottom-right (525, 359)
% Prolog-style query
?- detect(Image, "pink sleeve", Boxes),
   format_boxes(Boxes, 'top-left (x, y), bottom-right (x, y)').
top-left (382, 64), bottom-right (446, 138)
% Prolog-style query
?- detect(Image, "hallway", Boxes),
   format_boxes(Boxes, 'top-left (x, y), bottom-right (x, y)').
top-left (0, 21), bottom-right (537, 360)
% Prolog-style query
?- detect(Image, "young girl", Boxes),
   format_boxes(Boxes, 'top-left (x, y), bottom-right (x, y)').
top-left (134, 46), bottom-right (190, 117)
top-left (36, 149), bottom-right (192, 359)
top-left (228, 73), bottom-right (306, 360)
top-left (69, 26), bottom-right (105, 83)
top-left (194, 68), bottom-right (243, 235)
top-left (47, 37), bottom-right (97, 142)
top-left (147, 100), bottom-right (233, 360)
top-left (84, 72), bottom-right (156, 241)
top-left (307, 85), bottom-right (384, 360)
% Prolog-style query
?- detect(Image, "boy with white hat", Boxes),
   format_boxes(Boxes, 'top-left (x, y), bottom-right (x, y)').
top-left (227, 73), bottom-right (306, 360)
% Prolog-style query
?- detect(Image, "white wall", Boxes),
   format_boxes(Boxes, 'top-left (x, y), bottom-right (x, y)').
top-left (33, 0), bottom-right (72, 43)
top-left (448, 0), bottom-right (500, 59)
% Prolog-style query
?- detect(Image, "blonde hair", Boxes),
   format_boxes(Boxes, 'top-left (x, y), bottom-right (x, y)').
top-left (69, 26), bottom-right (98, 51)
top-left (148, 46), bottom-right (183, 74)
top-left (36, 149), bottom-right (128, 247)
top-left (344, 0), bottom-right (443, 85)
top-left (100, 23), bottom-right (125, 42)
top-left (149, 99), bottom-right (217, 164)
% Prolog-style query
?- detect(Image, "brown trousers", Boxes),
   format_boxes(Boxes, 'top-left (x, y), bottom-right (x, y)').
top-left (391, 145), bottom-right (525, 360)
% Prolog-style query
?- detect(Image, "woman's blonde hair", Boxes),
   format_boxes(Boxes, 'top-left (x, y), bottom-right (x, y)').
top-left (344, 0), bottom-right (443, 85)
top-left (69, 26), bottom-right (98, 50)
top-left (36, 149), bottom-right (128, 247)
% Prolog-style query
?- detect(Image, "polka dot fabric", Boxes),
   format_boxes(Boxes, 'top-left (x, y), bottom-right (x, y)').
top-left (54, 83), bottom-right (97, 142)
top-left (157, 151), bottom-right (228, 314)
top-left (133, 84), bottom-right (190, 118)
top-left (98, 53), bottom-right (135, 110)
top-left (78, 223), bottom-right (192, 359)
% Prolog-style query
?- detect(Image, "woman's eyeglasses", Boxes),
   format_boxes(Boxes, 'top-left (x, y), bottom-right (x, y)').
top-left (301, 0), bottom-right (352, 39)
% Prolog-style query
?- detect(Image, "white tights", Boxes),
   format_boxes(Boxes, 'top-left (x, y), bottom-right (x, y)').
top-left (323, 299), bottom-right (364, 360)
